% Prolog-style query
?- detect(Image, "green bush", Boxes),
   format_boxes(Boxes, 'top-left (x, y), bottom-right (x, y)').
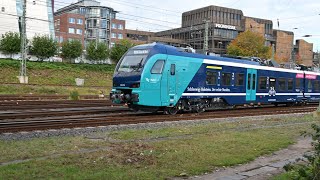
top-left (283, 124), bottom-right (320, 179)
top-left (69, 90), bottom-right (80, 100)
top-left (30, 35), bottom-right (58, 61)
top-left (0, 32), bottom-right (21, 58)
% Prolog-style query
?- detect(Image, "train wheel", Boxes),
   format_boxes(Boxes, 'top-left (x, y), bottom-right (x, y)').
top-left (164, 106), bottom-right (179, 115)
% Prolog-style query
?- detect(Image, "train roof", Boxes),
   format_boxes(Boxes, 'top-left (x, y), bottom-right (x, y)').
top-left (131, 43), bottom-right (261, 66)
top-left (131, 43), bottom-right (320, 75)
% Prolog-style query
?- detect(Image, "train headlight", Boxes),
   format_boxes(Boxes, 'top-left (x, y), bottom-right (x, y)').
top-left (130, 83), bottom-right (140, 88)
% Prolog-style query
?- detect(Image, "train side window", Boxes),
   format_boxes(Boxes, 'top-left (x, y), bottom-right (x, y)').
top-left (288, 78), bottom-right (293, 91)
top-left (222, 73), bottom-right (232, 86)
top-left (206, 71), bottom-right (217, 85)
top-left (247, 73), bottom-right (251, 90)
top-left (151, 60), bottom-right (165, 74)
top-left (296, 79), bottom-right (301, 88)
top-left (308, 80), bottom-right (312, 89)
top-left (315, 80), bottom-right (320, 91)
top-left (236, 73), bottom-right (244, 86)
top-left (278, 78), bottom-right (286, 91)
top-left (259, 77), bottom-right (267, 90)
top-left (170, 64), bottom-right (175, 75)
top-left (252, 74), bottom-right (256, 90)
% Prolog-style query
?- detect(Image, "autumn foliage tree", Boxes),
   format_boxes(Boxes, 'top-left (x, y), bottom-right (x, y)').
top-left (110, 39), bottom-right (135, 63)
top-left (227, 30), bottom-right (272, 59)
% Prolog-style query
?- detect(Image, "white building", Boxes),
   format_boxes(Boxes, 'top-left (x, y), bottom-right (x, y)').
top-left (0, 0), bottom-right (54, 39)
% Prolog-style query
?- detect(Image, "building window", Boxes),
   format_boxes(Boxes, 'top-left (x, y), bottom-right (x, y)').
top-left (101, 19), bottom-right (107, 28)
top-left (111, 42), bottom-right (115, 47)
top-left (76, 29), bottom-right (82, 35)
top-left (111, 33), bottom-right (116, 38)
top-left (55, 19), bottom-right (60, 26)
top-left (69, 18), bottom-right (75, 24)
top-left (68, 28), bottom-right (75, 34)
top-left (77, 19), bottom-right (83, 25)
top-left (111, 13), bottom-right (115, 19)
top-left (112, 23), bottom-right (117, 29)
top-left (59, 36), bottom-right (63, 43)
top-left (118, 33), bottom-right (123, 39)
top-left (1, 7), bottom-right (5, 12)
top-left (118, 24), bottom-right (123, 30)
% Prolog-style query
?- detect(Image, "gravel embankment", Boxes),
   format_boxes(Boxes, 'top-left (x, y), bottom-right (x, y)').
top-left (0, 113), bottom-right (310, 141)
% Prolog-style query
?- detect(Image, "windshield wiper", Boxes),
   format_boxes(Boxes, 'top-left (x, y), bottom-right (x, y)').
top-left (133, 58), bottom-right (144, 72)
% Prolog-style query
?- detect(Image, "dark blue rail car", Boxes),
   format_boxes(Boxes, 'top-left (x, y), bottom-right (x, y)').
top-left (111, 43), bottom-right (320, 114)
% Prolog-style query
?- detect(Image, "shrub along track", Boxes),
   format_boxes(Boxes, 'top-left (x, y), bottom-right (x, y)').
top-left (0, 101), bottom-right (317, 133)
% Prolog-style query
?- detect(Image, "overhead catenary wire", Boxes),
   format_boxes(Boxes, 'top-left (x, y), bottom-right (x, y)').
top-left (3, 0), bottom-right (320, 35)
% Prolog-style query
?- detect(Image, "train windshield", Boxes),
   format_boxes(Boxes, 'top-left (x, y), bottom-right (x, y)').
top-left (117, 49), bottom-right (149, 73)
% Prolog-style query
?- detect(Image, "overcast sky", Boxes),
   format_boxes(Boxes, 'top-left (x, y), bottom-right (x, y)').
top-left (58, 0), bottom-right (320, 51)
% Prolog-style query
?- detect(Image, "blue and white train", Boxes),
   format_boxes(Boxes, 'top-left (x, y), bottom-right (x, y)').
top-left (110, 43), bottom-right (320, 114)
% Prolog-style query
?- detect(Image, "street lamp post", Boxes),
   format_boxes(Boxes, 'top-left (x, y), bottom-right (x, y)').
top-left (218, 41), bottom-right (222, 56)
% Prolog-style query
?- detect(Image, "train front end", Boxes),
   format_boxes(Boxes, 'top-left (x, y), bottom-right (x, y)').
top-left (110, 46), bottom-right (151, 110)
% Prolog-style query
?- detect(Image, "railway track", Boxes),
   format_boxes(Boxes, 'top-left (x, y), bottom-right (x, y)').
top-left (0, 95), bottom-right (108, 101)
top-left (0, 99), bottom-right (114, 110)
top-left (0, 103), bottom-right (317, 133)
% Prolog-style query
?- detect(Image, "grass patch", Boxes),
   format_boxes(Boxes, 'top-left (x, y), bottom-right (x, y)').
top-left (0, 59), bottom-right (115, 90)
top-left (0, 84), bottom-right (108, 95)
top-left (0, 115), bottom-right (318, 179)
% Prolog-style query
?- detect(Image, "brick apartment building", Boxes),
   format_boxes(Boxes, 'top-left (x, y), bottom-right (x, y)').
top-left (54, 0), bottom-right (120, 48)
top-left (110, 19), bottom-right (126, 46)
top-left (54, 13), bottom-right (85, 46)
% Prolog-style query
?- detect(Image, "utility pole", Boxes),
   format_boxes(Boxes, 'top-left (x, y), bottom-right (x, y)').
top-left (19, 0), bottom-right (28, 84)
top-left (271, 44), bottom-right (275, 60)
top-left (203, 19), bottom-right (209, 55)
top-left (317, 50), bottom-right (320, 69)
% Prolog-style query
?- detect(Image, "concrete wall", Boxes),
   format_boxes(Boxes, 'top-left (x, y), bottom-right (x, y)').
top-left (274, 30), bottom-right (294, 63)
top-left (296, 39), bottom-right (313, 66)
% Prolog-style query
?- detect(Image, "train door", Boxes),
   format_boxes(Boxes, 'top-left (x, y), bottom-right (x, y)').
top-left (246, 69), bottom-right (257, 101)
top-left (168, 63), bottom-right (177, 105)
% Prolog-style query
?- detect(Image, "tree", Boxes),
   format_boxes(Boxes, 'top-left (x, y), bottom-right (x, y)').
top-left (30, 35), bottom-right (57, 61)
top-left (0, 32), bottom-right (21, 58)
top-left (227, 31), bottom-right (272, 59)
top-left (61, 40), bottom-right (83, 63)
top-left (110, 39), bottom-right (135, 63)
top-left (86, 41), bottom-right (109, 61)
